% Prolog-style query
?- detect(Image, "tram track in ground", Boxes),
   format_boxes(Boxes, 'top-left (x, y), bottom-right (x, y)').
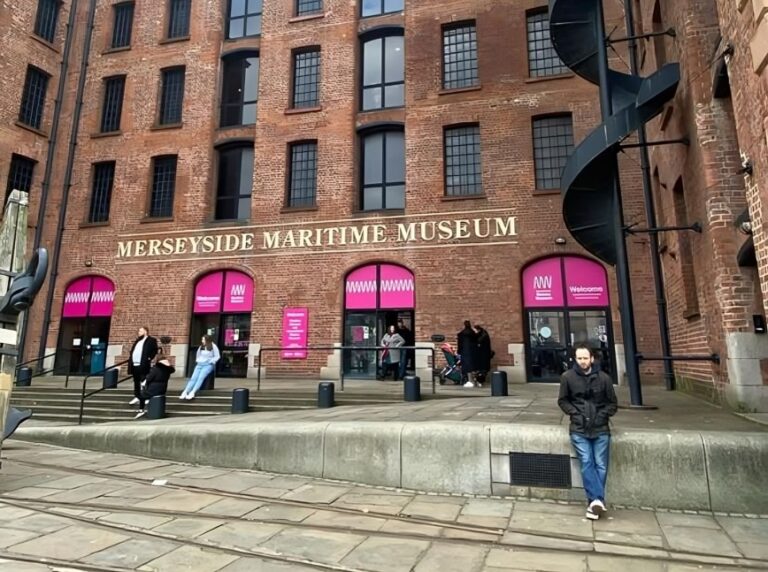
top-left (4, 457), bottom-right (768, 570)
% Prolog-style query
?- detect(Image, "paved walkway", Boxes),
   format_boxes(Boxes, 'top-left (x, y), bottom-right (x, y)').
top-left (1, 441), bottom-right (767, 571)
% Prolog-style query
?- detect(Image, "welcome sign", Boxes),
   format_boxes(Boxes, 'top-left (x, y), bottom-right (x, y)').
top-left (116, 209), bottom-right (519, 262)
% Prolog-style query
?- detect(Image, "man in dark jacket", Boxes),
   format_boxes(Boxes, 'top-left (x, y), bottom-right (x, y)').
top-left (135, 351), bottom-right (175, 419)
top-left (457, 320), bottom-right (477, 386)
top-left (558, 343), bottom-right (617, 520)
top-left (127, 327), bottom-right (158, 406)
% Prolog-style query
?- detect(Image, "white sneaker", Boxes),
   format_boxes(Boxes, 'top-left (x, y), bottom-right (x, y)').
top-left (463, 381), bottom-right (475, 388)
top-left (179, 392), bottom-right (187, 400)
top-left (186, 392), bottom-right (195, 400)
top-left (585, 507), bottom-right (599, 520)
top-left (129, 397), bottom-right (140, 406)
top-left (134, 410), bottom-right (146, 419)
top-left (589, 499), bottom-right (606, 516)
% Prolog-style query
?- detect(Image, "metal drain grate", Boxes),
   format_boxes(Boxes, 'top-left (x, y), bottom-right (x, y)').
top-left (509, 452), bottom-right (572, 488)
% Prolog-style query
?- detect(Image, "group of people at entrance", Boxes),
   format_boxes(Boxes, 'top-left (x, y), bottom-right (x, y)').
top-left (127, 327), bottom-right (220, 419)
top-left (377, 320), bottom-right (414, 381)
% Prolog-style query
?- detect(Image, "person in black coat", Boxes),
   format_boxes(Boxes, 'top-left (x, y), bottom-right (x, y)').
top-left (135, 350), bottom-right (175, 418)
top-left (127, 327), bottom-right (158, 406)
top-left (473, 325), bottom-right (493, 385)
top-left (456, 320), bottom-right (478, 385)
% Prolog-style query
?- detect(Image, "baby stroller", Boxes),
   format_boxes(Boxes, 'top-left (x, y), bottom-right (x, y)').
top-left (437, 343), bottom-right (463, 385)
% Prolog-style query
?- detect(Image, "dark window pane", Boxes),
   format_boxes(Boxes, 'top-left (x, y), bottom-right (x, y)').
top-left (220, 53), bottom-right (259, 127)
top-left (34, 0), bottom-right (59, 43)
top-left (363, 133), bottom-right (383, 185)
top-left (297, 0), bottom-right (322, 16)
top-left (5, 154), bottom-right (36, 203)
top-left (361, 34), bottom-right (404, 111)
top-left (527, 10), bottom-right (568, 77)
top-left (111, 2), bottom-right (134, 48)
top-left (88, 162), bottom-right (115, 223)
top-left (100, 76), bottom-right (125, 133)
top-left (292, 50), bottom-right (320, 108)
top-left (532, 115), bottom-right (574, 190)
top-left (215, 145), bottom-right (253, 220)
top-left (149, 155), bottom-right (177, 218)
top-left (288, 142), bottom-right (318, 207)
top-left (18, 66), bottom-right (50, 130)
top-left (159, 67), bottom-right (185, 125)
top-left (444, 125), bottom-right (482, 196)
top-left (362, 38), bottom-right (382, 87)
top-left (442, 22), bottom-right (478, 89)
top-left (362, 0), bottom-right (402, 17)
top-left (362, 129), bottom-right (405, 211)
top-left (385, 131), bottom-right (405, 182)
top-left (228, 0), bottom-right (261, 38)
top-left (168, 0), bottom-right (191, 38)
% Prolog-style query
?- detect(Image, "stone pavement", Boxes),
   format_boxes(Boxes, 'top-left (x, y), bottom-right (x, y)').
top-left (1, 441), bottom-right (767, 572)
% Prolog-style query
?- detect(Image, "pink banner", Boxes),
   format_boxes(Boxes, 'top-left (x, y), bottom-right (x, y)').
top-left (282, 307), bottom-right (309, 359)
top-left (379, 264), bottom-right (415, 309)
top-left (194, 272), bottom-right (223, 314)
top-left (222, 271), bottom-right (254, 313)
top-left (62, 276), bottom-right (115, 318)
top-left (564, 257), bottom-right (609, 307)
top-left (523, 258), bottom-right (564, 307)
top-left (345, 265), bottom-right (377, 310)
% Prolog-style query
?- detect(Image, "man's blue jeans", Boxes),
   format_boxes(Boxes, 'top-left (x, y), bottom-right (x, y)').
top-left (570, 433), bottom-right (611, 503)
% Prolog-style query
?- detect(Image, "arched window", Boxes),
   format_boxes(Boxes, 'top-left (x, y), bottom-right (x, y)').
top-left (361, 30), bottom-right (404, 111)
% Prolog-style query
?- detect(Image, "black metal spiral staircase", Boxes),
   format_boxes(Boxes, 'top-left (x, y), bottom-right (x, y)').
top-left (548, 0), bottom-right (681, 265)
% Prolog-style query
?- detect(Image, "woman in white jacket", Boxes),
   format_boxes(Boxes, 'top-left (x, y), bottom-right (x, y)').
top-left (378, 325), bottom-right (405, 380)
top-left (180, 335), bottom-right (220, 400)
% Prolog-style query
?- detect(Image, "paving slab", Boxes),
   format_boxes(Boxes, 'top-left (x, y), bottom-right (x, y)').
top-left (586, 554), bottom-right (665, 572)
top-left (340, 536), bottom-right (430, 572)
top-left (198, 521), bottom-right (285, 549)
top-left (42, 483), bottom-right (125, 503)
top-left (40, 475), bottom-right (108, 490)
top-left (217, 557), bottom-right (320, 571)
top-left (379, 519), bottom-right (444, 538)
top-left (414, 543), bottom-right (488, 572)
top-left (655, 512), bottom-right (721, 529)
top-left (98, 511), bottom-right (174, 529)
top-left (593, 530), bottom-right (665, 548)
top-left (7, 524), bottom-right (128, 561)
top-left (507, 510), bottom-right (594, 541)
top-left (244, 503), bottom-right (316, 523)
top-left (660, 525), bottom-right (743, 557)
top-left (0, 528), bottom-right (41, 549)
top-left (302, 509), bottom-right (386, 532)
top-left (500, 531), bottom-right (593, 552)
top-left (400, 500), bottom-right (464, 521)
top-left (197, 497), bottom-right (265, 517)
top-left (715, 515), bottom-right (768, 544)
top-left (152, 517), bottom-right (226, 538)
top-left (5, 514), bottom-right (71, 534)
top-left (281, 483), bottom-right (350, 504)
top-left (332, 491), bottom-right (412, 515)
top-left (258, 528), bottom-right (366, 564)
top-left (485, 547), bottom-right (588, 571)
top-left (140, 545), bottom-right (239, 571)
top-left (134, 489), bottom-right (222, 512)
top-left (0, 559), bottom-right (52, 571)
top-left (460, 498), bottom-right (514, 518)
top-left (81, 537), bottom-right (178, 568)
top-left (592, 509), bottom-right (661, 534)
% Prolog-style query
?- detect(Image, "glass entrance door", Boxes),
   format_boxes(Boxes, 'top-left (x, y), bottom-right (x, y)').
top-left (189, 313), bottom-right (250, 377)
top-left (343, 312), bottom-right (378, 378)
top-left (55, 317), bottom-right (111, 374)
top-left (567, 310), bottom-right (612, 376)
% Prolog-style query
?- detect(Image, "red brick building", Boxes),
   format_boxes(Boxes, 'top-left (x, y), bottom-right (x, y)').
top-left (4, 1), bottom-right (671, 390)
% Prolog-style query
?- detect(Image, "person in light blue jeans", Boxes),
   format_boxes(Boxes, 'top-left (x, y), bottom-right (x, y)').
top-left (180, 335), bottom-right (220, 400)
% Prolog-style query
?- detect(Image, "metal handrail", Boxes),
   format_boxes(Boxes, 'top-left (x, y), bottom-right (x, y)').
top-left (13, 350), bottom-right (71, 388)
top-left (14, 350), bottom-right (57, 370)
top-left (256, 345), bottom-right (437, 393)
top-left (78, 358), bottom-right (131, 425)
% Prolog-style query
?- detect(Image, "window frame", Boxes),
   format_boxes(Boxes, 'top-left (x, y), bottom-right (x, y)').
top-left (220, 51), bottom-right (260, 128)
top-left (214, 143), bottom-right (254, 221)
top-left (5, 154), bottom-right (37, 203)
top-left (100, 75), bottom-right (126, 133)
top-left (360, 29), bottom-right (405, 112)
top-left (296, 0), bottom-right (323, 17)
top-left (360, 0), bottom-right (403, 18)
top-left (531, 113), bottom-right (575, 192)
top-left (87, 161), bottom-right (116, 224)
top-left (291, 47), bottom-right (321, 109)
top-left (286, 140), bottom-right (318, 208)
top-left (158, 66), bottom-right (186, 126)
top-left (443, 123), bottom-right (483, 197)
top-left (167, 0), bottom-right (191, 39)
top-left (441, 21), bottom-right (479, 90)
top-left (110, 1), bottom-right (135, 49)
top-left (148, 155), bottom-right (178, 218)
top-left (525, 8), bottom-right (569, 78)
top-left (33, 0), bottom-right (60, 44)
top-left (226, 0), bottom-right (262, 40)
top-left (18, 65), bottom-right (50, 130)
top-left (359, 126), bottom-right (405, 212)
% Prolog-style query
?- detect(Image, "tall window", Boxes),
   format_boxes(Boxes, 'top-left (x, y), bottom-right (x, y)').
top-left (18, 66), bottom-right (50, 130)
top-left (361, 0), bottom-right (403, 18)
top-left (526, 10), bottom-right (568, 77)
top-left (221, 52), bottom-right (259, 127)
top-left (111, 2), bottom-right (134, 49)
top-left (296, 0), bottom-right (322, 16)
top-left (5, 154), bottom-right (36, 203)
top-left (288, 142), bottom-right (317, 208)
top-left (444, 125), bottom-right (482, 196)
top-left (88, 162), bottom-right (116, 223)
top-left (361, 32), bottom-right (404, 111)
top-left (292, 49), bottom-right (321, 108)
top-left (100, 76), bottom-right (125, 133)
top-left (167, 0), bottom-right (191, 39)
top-left (159, 67), bottom-right (185, 125)
top-left (673, 178), bottom-right (699, 317)
top-left (215, 145), bottom-right (253, 220)
top-left (149, 155), bottom-right (177, 218)
top-left (442, 22), bottom-right (478, 90)
top-left (361, 129), bottom-right (404, 211)
top-left (34, 0), bottom-right (60, 43)
top-left (532, 115), bottom-right (574, 190)
top-left (227, 0), bottom-right (262, 39)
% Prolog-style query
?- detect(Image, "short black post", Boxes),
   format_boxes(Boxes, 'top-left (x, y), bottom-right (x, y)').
top-left (102, 368), bottom-right (118, 389)
top-left (318, 382), bottom-right (335, 408)
top-left (147, 395), bottom-right (166, 420)
top-left (232, 388), bottom-right (250, 414)
top-left (16, 367), bottom-right (32, 387)
top-left (491, 370), bottom-right (508, 397)
top-left (404, 375), bottom-right (421, 402)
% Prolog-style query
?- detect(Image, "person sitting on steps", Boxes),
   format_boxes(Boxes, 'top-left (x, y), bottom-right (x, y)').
top-left (180, 335), bottom-right (220, 401)
top-left (135, 349), bottom-right (175, 419)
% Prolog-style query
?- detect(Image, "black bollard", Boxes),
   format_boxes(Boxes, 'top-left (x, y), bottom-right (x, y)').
top-left (491, 370), bottom-right (508, 397)
top-left (404, 375), bottom-right (421, 402)
top-left (318, 382), bottom-right (335, 408)
top-left (147, 395), bottom-right (166, 420)
top-left (232, 388), bottom-right (250, 414)
top-left (102, 368), bottom-right (118, 389)
top-left (16, 367), bottom-right (32, 387)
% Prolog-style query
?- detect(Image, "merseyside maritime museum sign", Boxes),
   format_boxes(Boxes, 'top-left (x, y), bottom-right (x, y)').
top-left (116, 209), bottom-right (519, 261)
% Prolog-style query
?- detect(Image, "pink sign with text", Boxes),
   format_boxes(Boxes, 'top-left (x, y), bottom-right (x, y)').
top-left (193, 272), bottom-right (223, 314)
top-left (222, 271), bottom-right (254, 313)
top-left (282, 307), bottom-right (309, 359)
top-left (345, 265), bottom-right (377, 309)
top-left (379, 264), bottom-right (415, 309)
top-left (522, 258), bottom-right (565, 307)
top-left (564, 257), bottom-right (609, 307)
